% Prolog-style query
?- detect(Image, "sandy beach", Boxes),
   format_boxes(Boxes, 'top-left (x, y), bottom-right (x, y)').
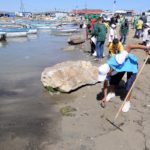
top-left (0, 0), bottom-right (150, 148)
top-left (0, 27), bottom-right (150, 150)
top-left (44, 29), bottom-right (150, 150)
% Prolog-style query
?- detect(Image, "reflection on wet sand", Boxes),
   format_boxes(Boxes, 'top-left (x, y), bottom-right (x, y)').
top-left (6, 37), bottom-right (29, 43)
top-left (27, 34), bottom-right (38, 40)
top-left (1, 35), bottom-right (38, 44)
top-left (0, 32), bottom-right (85, 150)
top-left (0, 41), bottom-right (7, 48)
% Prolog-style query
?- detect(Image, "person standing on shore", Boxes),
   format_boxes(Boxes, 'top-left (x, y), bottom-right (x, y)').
top-left (141, 12), bottom-right (147, 24)
top-left (92, 16), bottom-right (107, 62)
top-left (98, 44), bottom-right (150, 112)
top-left (86, 17), bottom-right (97, 55)
top-left (120, 19), bottom-right (129, 45)
top-left (132, 15), bottom-right (139, 29)
top-left (139, 23), bottom-right (150, 46)
top-left (108, 24), bottom-right (117, 46)
top-left (134, 17), bottom-right (143, 38)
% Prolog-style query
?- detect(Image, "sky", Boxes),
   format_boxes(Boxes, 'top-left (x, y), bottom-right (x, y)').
top-left (0, 0), bottom-right (149, 13)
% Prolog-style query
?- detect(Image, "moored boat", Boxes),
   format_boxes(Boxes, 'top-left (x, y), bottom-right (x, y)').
top-left (0, 28), bottom-right (28, 37)
top-left (50, 24), bottom-right (79, 35)
top-left (27, 28), bottom-right (38, 34)
top-left (6, 32), bottom-right (27, 37)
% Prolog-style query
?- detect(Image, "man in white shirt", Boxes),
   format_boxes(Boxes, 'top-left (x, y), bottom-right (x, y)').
top-left (108, 24), bottom-right (117, 46)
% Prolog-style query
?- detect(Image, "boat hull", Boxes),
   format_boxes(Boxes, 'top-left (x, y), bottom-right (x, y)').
top-left (6, 32), bottom-right (27, 37)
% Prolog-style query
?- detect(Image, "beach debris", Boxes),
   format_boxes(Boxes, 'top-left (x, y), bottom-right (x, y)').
top-left (41, 61), bottom-right (98, 93)
top-left (60, 106), bottom-right (77, 116)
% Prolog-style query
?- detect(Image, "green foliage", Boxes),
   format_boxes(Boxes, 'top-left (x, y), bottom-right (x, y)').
top-left (60, 106), bottom-right (77, 116)
top-left (45, 86), bottom-right (59, 93)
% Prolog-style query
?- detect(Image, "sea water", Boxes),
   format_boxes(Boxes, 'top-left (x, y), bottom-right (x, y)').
top-left (0, 31), bottom-right (86, 148)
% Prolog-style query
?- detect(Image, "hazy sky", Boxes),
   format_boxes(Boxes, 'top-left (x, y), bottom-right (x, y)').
top-left (0, 0), bottom-right (149, 12)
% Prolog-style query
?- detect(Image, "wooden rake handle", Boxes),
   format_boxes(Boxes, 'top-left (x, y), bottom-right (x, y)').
top-left (114, 55), bottom-right (149, 121)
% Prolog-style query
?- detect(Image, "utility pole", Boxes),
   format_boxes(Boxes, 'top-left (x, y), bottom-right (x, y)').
top-left (75, 0), bottom-right (78, 16)
top-left (85, 0), bottom-right (87, 14)
top-left (20, 0), bottom-right (25, 13)
top-left (113, 0), bottom-right (116, 14)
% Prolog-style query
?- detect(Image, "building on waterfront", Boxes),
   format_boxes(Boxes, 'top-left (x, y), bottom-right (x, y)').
top-left (0, 11), bottom-right (32, 18)
top-left (71, 9), bottom-right (104, 16)
top-left (0, 11), bottom-right (16, 17)
top-left (115, 10), bottom-right (136, 16)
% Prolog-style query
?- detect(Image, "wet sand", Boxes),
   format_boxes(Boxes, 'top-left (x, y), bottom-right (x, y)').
top-left (0, 32), bottom-right (87, 150)
top-left (0, 29), bottom-right (150, 150)
top-left (44, 29), bottom-right (150, 150)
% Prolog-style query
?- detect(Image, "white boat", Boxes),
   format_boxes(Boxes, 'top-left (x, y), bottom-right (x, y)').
top-left (50, 24), bottom-right (79, 35)
top-left (6, 32), bottom-right (27, 38)
top-left (37, 26), bottom-right (51, 30)
top-left (58, 28), bottom-right (79, 33)
top-left (27, 29), bottom-right (37, 34)
top-left (0, 28), bottom-right (28, 38)
top-left (31, 24), bottom-right (51, 30)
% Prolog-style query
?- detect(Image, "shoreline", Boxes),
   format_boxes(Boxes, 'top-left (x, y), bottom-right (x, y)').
top-left (45, 28), bottom-right (150, 150)
top-left (0, 26), bottom-right (150, 149)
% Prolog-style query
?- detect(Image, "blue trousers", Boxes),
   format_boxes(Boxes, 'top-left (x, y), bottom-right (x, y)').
top-left (96, 41), bottom-right (105, 59)
top-left (134, 29), bottom-right (142, 38)
top-left (120, 33), bottom-right (127, 44)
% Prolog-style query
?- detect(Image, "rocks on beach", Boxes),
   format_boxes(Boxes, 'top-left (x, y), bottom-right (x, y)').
top-left (41, 61), bottom-right (98, 93)
top-left (68, 34), bottom-right (86, 45)
top-left (63, 30), bottom-right (92, 53)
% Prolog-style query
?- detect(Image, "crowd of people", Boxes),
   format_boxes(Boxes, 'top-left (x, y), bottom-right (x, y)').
top-left (85, 12), bottom-right (150, 112)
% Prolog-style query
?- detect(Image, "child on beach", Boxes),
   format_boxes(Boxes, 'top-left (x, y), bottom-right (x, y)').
top-left (134, 18), bottom-right (143, 38)
top-left (108, 38), bottom-right (124, 57)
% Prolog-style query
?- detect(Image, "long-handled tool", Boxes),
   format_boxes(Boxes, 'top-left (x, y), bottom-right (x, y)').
top-left (114, 55), bottom-right (149, 122)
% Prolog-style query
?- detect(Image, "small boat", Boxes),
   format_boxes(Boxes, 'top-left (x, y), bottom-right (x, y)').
top-left (30, 23), bottom-right (51, 30)
top-left (27, 28), bottom-right (38, 34)
top-left (50, 24), bottom-right (79, 35)
top-left (6, 32), bottom-right (27, 38)
top-left (15, 24), bottom-right (38, 34)
top-left (56, 28), bottom-right (79, 33)
top-left (0, 28), bottom-right (28, 38)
